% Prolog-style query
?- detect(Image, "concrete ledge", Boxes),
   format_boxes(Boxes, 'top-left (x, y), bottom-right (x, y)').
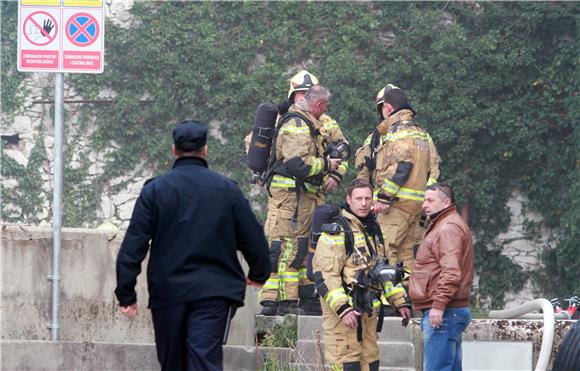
top-left (0, 341), bottom-right (294, 371)
top-left (0, 340), bottom-right (159, 371)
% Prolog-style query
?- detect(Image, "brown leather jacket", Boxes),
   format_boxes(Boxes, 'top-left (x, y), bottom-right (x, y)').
top-left (409, 205), bottom-right (473, 311)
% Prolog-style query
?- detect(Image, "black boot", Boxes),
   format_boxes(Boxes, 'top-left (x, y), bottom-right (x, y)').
top-left (277, 300), bottom-right (303, 316)
top-left (259, 300), bottom-right (278, 316)
top-left (300, 297), bottom-right (322, 316)
top-left (298, 284), bottom-right (322, 315)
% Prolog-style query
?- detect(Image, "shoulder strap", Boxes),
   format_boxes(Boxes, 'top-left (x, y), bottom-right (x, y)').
top-left (277, 112), bottom-right (320, 155)
top-left (370, 127), bottom-right (381, 161)
top-left (332, 215), bottom-right (355, 257)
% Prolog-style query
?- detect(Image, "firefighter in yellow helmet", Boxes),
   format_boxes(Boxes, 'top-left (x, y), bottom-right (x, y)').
top-left (258, 71), bottom-right (350, 316)
top-left (355, 85), bottom-right (440, 277)
top-left (313, 179), bottom-right (411, 371)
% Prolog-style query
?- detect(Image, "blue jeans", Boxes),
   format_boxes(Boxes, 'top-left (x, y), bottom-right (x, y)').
top-left (421, 307), bottom-right (472, 371)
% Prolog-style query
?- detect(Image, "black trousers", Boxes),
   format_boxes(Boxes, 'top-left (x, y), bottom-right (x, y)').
top-left (151, 297), bottom-right (230, 371)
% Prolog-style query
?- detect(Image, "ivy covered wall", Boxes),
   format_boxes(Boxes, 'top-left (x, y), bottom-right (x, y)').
top-left (1, 2), bottom-right (578, 306)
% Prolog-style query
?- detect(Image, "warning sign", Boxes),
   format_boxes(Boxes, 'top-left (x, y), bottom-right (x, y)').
top-left (62, 8), bottom-right (104, 72)
top-left (65, 12), bottom-right (99, 47)
top-left (18, 7), bottom-right (61, 70)
top-left (17, 0), bottom-right (104, 74)
top-left (23, 10), bottom-right (58, 46)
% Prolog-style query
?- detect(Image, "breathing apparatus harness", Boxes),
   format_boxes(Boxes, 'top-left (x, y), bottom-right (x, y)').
top-left (262, 112), bottom-right (324, 230)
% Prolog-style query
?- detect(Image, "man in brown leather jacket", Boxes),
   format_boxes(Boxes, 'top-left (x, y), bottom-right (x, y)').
top-left (409, 183), bottom-right (474, 371)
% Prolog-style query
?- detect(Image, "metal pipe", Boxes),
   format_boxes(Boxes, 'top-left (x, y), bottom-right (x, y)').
top-left (488, 298), bottom-right (555, 371)
top-left (519, 312), bottom-right (570, 320)
top-left (49, 73), bottom-right (65, 341)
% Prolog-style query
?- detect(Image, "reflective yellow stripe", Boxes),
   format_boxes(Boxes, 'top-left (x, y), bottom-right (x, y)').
top-left (383, 282), bottom-right (405, 299)
top-left (279, 273), bottom-right (299, 282)
top-left (397, 186), bottom-right (425, 201)
top-left (278, 239), bottom-right (294, 300)
top-left (263, 278), bottom-right (279, 289)
top-left (271, 175), bottom-right (322, 193)
top-left (363, 133), bottom-right (373, 146)
top-left (320, 234), bottom-right (344, 246)
top-left (271, 175), bottom-right (296, 188)
top-left (308, 157), bottom-right (324, 176)
top-left (381, 178), bottom-right (400, 196)
top-left (298, 268), bottom-right (307, 280)
top-left (427, 177), bottom-right (437, 186)
top-left (325, 288), bottom-right (349, 308)
top-left (372, 298), bottom-right (381, 308)
top-left (323, 119), bottom-right (339, 130)
top-left (304, 182), bottom-right (322, 193)
top-left (385, 130), bottom-right (432, 143)
top-left (373, 190), bottom-right (378, 203)
top-left (338, 161), bottom-right (349, 174)
top-left (354, 233), bottom-right (366, 245)
top-left (279, 125), bottom-right (310, 135)
top-left (381, 179), bottom-right (426, 202)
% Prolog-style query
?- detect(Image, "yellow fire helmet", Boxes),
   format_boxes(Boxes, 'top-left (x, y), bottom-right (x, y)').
top-left (376, 84), bottom-right (401, 115)
top-left (287, 70), bottom-right (320, 99)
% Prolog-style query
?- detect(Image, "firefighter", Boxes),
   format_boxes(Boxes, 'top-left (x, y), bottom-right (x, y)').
top-left (312, 179), bottom-right (411, 371)
top-left (355, 85), bottom-right (440, 277)
top-left (257, 72), bottom-right (349, 316)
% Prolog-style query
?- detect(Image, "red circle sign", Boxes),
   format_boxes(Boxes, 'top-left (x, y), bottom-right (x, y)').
top-left (23, 11), bottom-right (58, 47)
top-left (66, 12), bottom-right (100, 47)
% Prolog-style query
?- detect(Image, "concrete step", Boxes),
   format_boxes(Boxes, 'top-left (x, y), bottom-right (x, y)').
top-left (298, 315), bottom-right (414, 342)
top-left (294, 339), bottom-right (415, 367)
top-left (290, 362), bottom-right (415, 371)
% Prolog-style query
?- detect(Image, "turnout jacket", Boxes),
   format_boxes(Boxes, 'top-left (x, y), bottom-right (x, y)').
top-left (269, 106), bottom-right (349, 193)
top-left (409, 205), bottom-right (474, 311)
top-left (355, 109), bottom-right (440, 215)
top-left (244, 112), bottom-right (349, 185)
top-left (115, 156), bottom-right (271, 309)
top-left (312, 210), bottom-right (408, 319)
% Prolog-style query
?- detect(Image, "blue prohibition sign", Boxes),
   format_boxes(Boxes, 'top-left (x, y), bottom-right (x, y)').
top-left (66, 13), bottom-right (99, 47)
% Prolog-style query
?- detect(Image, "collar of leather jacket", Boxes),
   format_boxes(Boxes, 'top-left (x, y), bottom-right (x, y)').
top-left (426, 205), bottom-right (457, 230)
top-left (377, 109), bottom-right (415, 135)
top-left (172, 156), bottom-right (208, 169)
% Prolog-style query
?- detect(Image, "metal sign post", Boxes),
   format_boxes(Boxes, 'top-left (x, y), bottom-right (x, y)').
top-left (17, 0), bottom-right (104, 341)
top-left (49, 72), bottom-right (64, 341)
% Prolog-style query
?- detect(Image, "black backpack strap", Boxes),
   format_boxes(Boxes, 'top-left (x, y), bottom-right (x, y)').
top-left (370, 127), bottom-right (381, 162)
top-left (332, 215), bottom-right (355, 257)
top-left (377, 305), bottom-right (385, 333)
top-left (263, 112), bottom-right (321, 191)
top-left (278, 112), bottom-right (321, 156)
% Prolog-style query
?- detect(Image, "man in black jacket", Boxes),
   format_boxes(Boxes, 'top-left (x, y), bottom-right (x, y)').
top-left (115, 120), bottom-right (271, 371)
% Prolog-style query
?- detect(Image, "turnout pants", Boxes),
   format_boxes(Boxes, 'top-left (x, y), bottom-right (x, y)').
top-left (260, 187), bottom-right (320, 302)
top-left (321, 298), bottom-right (380, 371)
top-left (151, 297), bottom-right (230, 371)
top-left (376, 207), bottom-right (422, 272)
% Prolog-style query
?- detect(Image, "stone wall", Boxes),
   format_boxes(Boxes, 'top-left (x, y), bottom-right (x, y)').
top-left (0, 0), bottom-right (552, 309)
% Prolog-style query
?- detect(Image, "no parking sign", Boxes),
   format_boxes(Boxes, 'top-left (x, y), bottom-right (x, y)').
top-left (17, 0), bottom-right (104, 73)
top-left (62, 8), bottom-right (103, 72)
